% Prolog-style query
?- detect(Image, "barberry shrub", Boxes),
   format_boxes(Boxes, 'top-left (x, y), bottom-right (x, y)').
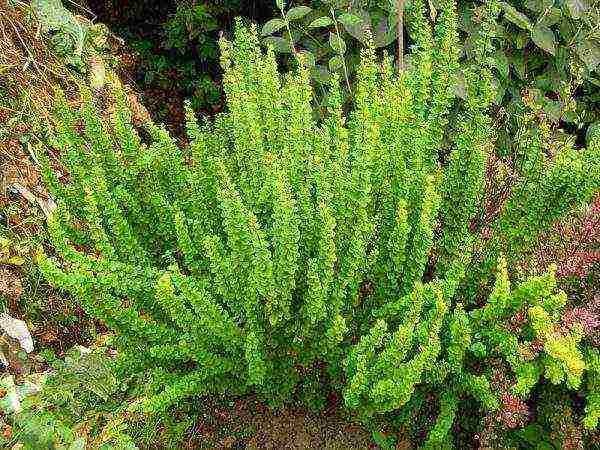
top-left (37, 0), bottom-right (600, 443)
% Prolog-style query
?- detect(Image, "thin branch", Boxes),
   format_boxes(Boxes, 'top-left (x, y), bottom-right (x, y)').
top-left (331, 7), bottom-right (351, 92)
top-left (397, 0), bottom-right (405, 71)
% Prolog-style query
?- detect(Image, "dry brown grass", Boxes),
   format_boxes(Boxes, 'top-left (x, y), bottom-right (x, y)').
top-left (1, 0), bottom-right (65, 109)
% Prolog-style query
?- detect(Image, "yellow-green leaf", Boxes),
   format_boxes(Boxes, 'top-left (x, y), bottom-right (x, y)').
top-left (308, 16), bottom-right (333, 28)
top-left (338, 13), bottom-right (362, 28)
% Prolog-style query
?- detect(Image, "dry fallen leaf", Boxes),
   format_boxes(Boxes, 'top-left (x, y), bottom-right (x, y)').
top-left (0, 313), bottom-right (34, 353)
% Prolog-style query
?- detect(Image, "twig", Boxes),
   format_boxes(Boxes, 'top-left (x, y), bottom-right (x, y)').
top-left (64, 0), bottom-right (98, 22)
top-left (397, 0), bottom-right (405, 71)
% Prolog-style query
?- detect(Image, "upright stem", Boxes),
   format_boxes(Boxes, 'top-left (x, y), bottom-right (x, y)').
top-left (331, 8), bottom-right (351, 92)
top-left (397, 0), bottom-right (405, 71)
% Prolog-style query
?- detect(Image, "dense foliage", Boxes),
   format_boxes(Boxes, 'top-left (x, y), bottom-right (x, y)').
top-left (87, 0), bottom-right (276, 117)
top-left (31, 0), bottom-right (600, 444)
top-left (78, 0), bottom-right (599, 149)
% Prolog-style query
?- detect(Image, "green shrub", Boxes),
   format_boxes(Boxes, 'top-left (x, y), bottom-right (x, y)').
top-left (36, 0), bottom-right (600, 444)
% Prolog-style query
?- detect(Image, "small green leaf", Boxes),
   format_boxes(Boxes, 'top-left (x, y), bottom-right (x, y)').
top-left (68, 438), bottom-right (87, 450)
top-left (531, 23), bottom-right (556, 55)
top-left (470, 342), bottom-right (487, 358)
top-left (308, 16), bottom-right (334, 28)
top-left (263, 36), bottom-right (292, 53)
top-left (500, 2), bottom-right (533, 30)
top-left (261, 18), bottom-right (286, 36)
top-left (566, 0), bottom-right (587, 19)
top-left (328, 55), bottom-right (344, 72)
top-left (276, 0), bottom-right (285, 10)
top-left (576, 39), bottom-right (600, 71)
top-left (329, 32), bottom-right (346, 54)
top-left (286, 6), bottom-right (311, 21)
top-left (338, 13), bottom-right (362, 28)
top-left (586, 121), bottom-right (600, 147)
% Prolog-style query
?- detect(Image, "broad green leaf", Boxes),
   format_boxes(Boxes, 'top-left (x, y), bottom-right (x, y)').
top-left (492, 50), bottom-right (510, 79)
top-left (329, 32), bottom-right (346, 54)
top-left (286, 6), bottom-right (312, 21)
top-left (328, 55), bottom-right (345, 72)
top-left (514, 31), bottom-right (531, 49)
top-left (531, 23), bottom-right (556, 55)
top-left (263, 36), bottom-right (292, 53)
top-left (500, 2), bottom-right (533, 30)
top-left (470, 341), bottom-right (487, 358)
top-left (525, 0), bottom-right (554, 12)
top-left (558, 19), bottom-right (576, 40)
top-left (31, 0), bottom-right (87, 56)
top-left (343, 9), bottom-right (370, 41)
top-left (308, 16), bottom-right (334, 28)
top-left (511, 53), bottom-right (527, 79)
top-left (589, 76), bottom-right (600, 88)
top-left (542, 99), bottom-right (562, 122)
top-left (311, 65), bottom-right (331, 84)
top-left (566, 0), bottom-right (587, 19)
top-left (576, 39), bottom-right (600, 71)
top-left (338, 13), bottom-right (362, 28)
top-left (374, 13), bottom-right (397, 48)
top-left (261, 18), bottom-right (286, 36)
top-left (372, 431), bottom-right (396, 449)
top-left (1, 256), bottom-right (25, 266)
top-left (297, 50), bottom-right (316, 67)
top-left (538, 7), bottom-right (562, 26)
top-left (516, 424), bottom-right (546, 445)
top-left (492, 78), bottom-right (506, 105)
